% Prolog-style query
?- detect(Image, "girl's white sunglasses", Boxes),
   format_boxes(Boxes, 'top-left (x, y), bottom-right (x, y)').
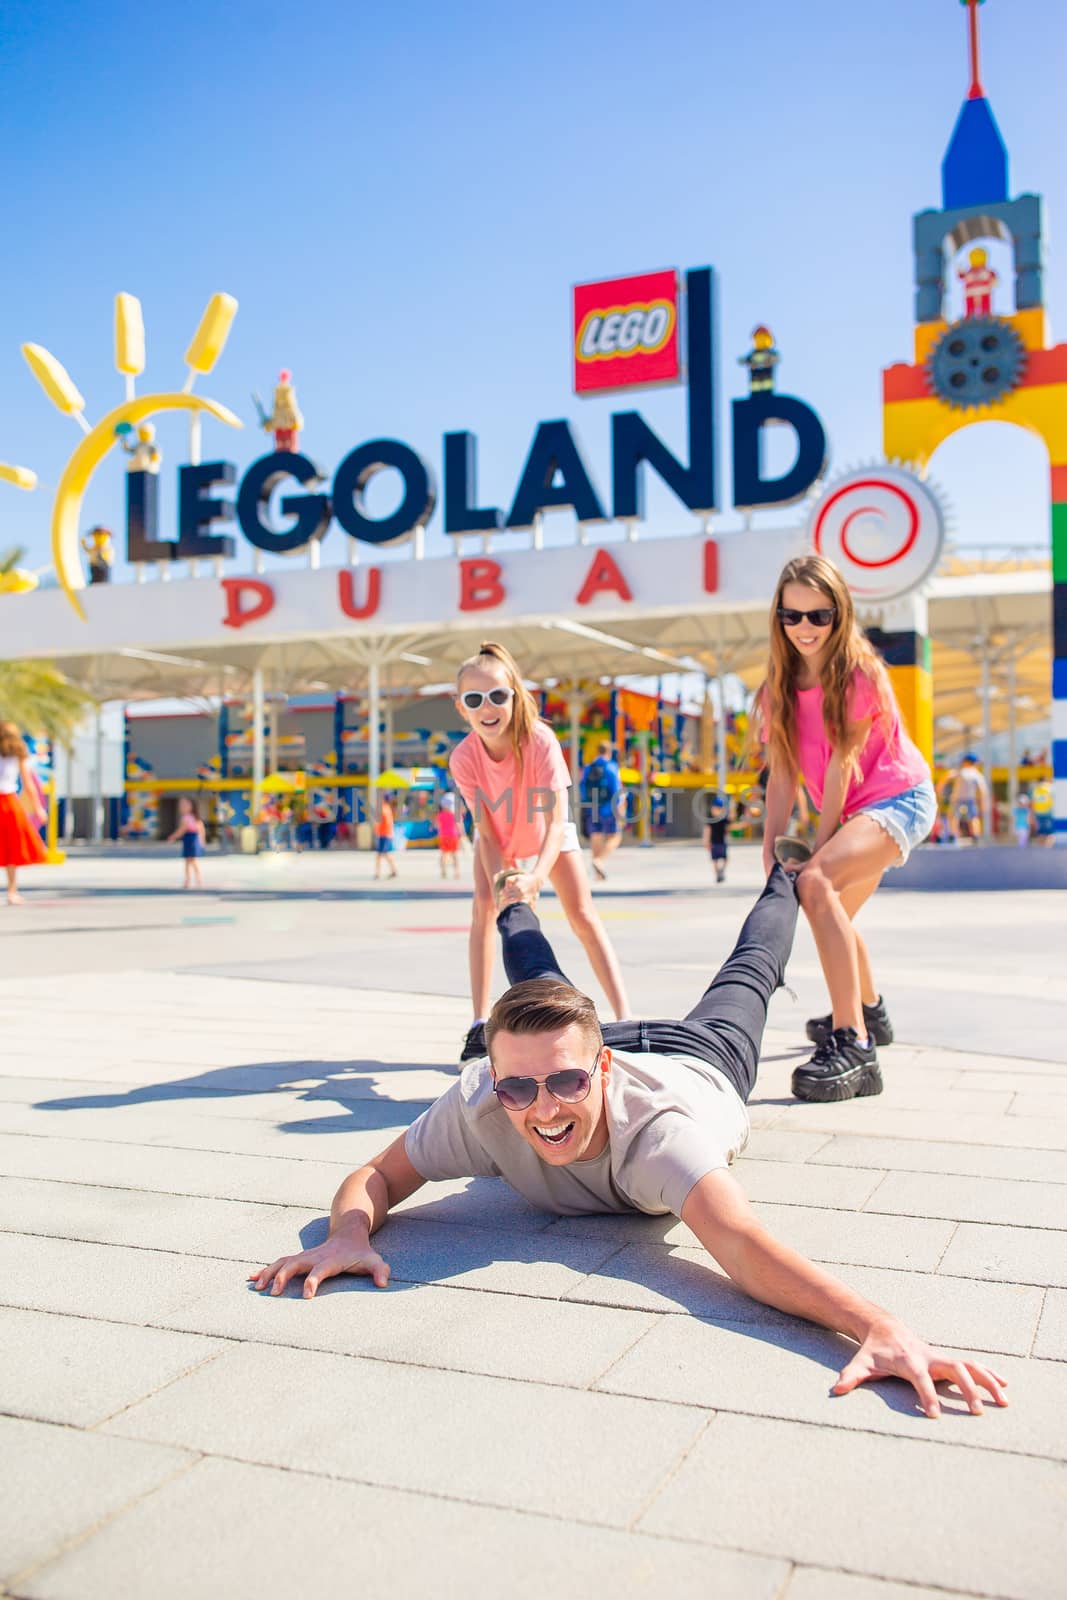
top-left (460, 688), bottom-right (515, 710)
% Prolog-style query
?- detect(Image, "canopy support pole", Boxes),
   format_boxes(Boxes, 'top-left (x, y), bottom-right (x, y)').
top-left (979, 634), bottom-right (994, 840)
top-left (368, 658), bottom-right (382, 799)
top-left (251, 667), bottom-right (265, 840)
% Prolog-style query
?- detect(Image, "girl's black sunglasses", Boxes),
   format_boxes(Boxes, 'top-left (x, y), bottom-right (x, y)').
top-left (777, 606), bottom-right (836, 628)
top-left (460, 687), bottom-right (514, 710)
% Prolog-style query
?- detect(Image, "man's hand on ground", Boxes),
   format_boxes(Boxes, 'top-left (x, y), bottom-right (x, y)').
top-left (833, 1317), bottom-right (1008, 1418)
top-left (249, 1239), bottom-right (391, 1299)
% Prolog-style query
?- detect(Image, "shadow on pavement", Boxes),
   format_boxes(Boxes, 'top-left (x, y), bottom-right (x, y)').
top-left (33, 1057), bottom-right (443, 1133)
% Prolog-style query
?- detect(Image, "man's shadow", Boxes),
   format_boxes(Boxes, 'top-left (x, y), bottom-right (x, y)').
top-left (33, 1057), bottom-right (447, 1135)
top-left (271, 1193), bottom-right (961, 1420)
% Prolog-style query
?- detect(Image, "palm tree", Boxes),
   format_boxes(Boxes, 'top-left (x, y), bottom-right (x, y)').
top-left (0, 659), bottom-right (95, 745)
top-left (1, 545), bottom-right (95, 742)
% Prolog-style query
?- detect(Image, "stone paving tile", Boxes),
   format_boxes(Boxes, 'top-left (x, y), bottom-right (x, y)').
top-left (0, 1415), bottom-right (191, 1586)
top-left (773, 1104), bottom-right (1067, 1152)
top-left (817, 1264), bottom-right (1044, 1357)
top-left (17, 1455), bottom-right (789, 1600)
top-left (811, 1135), bottom-right (1067, 1185)
top-left (563, 1242), bottom-right (792, 1323)
top-left (0, 1233), bottom-right (239, 1326)
top-left (939, 1221), bottom-right (1067, 1288)
top-left (597, 1315), bottom-right (1065, 1459)
top-left (0, 1306), bottom-right (225, 1428)
top-left (1008, 1093), bottom-right (1067, 1121)
top-left (737, 1158), bottom-right (885, 1210)
top-left (0, 1130), bottom-right (358, 1208)
top-left (865, 1170), bottom-right (1067, 1227)
top-left (958, 1070), bottom-right (1067, 1095)
top-left (1033, 1289), bottom-right (1067, 1359)
top-left (0, 1174), bottom-right (320, 1261)
top-left (0, 1101), bottom-right (414, 1161)
top-left (165, 1277), bottom-right (659, 1388)
top-left (637, 1412), bottom-right (1067, 1600)
top-left (364, 1214), bottom-right (624, 1297)
top-left (750, 1201), bottom-right (955, 1271)
top-left (785, 1571), bottom-right (985, 1600)
top-left (739, 1128), bottom-right (832, 1163)
top-left (390, 1174), bottom-right (559, 1231)
top-left (101, 1342), bottom-right (707, 1528)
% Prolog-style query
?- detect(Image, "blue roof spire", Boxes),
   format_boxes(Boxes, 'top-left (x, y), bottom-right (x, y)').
top-left (942, 1), bottom-right (1009, 210)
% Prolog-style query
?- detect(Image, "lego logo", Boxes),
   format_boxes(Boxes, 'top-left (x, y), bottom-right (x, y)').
top-left (576, 299), bottom-right (675, 363)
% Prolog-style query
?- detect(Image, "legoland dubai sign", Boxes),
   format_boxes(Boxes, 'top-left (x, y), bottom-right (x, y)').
top-left (126, 268), bottom-right (829, 571)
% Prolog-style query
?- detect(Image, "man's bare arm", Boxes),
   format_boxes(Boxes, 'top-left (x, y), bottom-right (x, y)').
top-left (250, 1132), bottom-right (426, 1300)
top-left (681, 1169), bottom-right (1008, 1417)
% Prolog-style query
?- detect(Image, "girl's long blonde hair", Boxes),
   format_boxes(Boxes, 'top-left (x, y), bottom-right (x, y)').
top-left (0, 722), bottom-right (28, 761)
top-left (751, 555), bottom-right (895, 786)
top-left (457, 641), bottom-right (542, 767)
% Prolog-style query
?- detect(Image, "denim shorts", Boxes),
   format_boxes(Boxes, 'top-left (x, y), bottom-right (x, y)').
top-left (854, 779), bottom-right (938, 865)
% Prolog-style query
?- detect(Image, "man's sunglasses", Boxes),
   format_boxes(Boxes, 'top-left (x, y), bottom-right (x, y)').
top-left (777, 606), bottom-right (837, 628)
top-left (460, 687), bottom-right (515, 710)
top-left (492, 1051), bottom-right (601, 1113)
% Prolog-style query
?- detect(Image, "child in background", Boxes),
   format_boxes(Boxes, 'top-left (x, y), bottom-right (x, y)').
top-left (0, 721), bottom-right (48, 905)
top-left (702, 794), bottom-right (733, 883)
top-left (168, 796), bottom-right (206, 890)
top-left (436, 793), bottom-right (462, 879)
top-left (1013, 792), bottom-right (1032, 848)
top-left (450, 640), bottom-right (630, 1063)
top-left (374, 793), bottom-right (399, 880)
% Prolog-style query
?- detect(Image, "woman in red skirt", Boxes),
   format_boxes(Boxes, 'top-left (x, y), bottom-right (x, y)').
top-left (0, 722), bottom-right (47, 904)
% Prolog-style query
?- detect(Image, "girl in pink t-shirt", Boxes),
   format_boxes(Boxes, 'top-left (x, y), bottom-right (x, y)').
top-left (753, 555), bottom-right (936, 1104)
top-left (449, 641), bottom-right (630, 1060)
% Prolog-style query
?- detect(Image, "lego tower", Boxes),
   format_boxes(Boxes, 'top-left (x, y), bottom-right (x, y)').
top-left (882, 0), bottom-right (1067, 840)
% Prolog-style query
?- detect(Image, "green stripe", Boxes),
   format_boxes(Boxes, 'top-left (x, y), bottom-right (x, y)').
top-left (1053, 502), bottom-right (1067, 586)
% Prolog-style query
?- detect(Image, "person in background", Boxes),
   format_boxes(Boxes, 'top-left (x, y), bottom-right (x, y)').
top-left (0, 722), bottom-right (48, 905)
top-left (450, 641), bottom-right (630, 1064)
top-left (949, 753), bottom-right (989, 843)
top-left (1012, 791), bottom-right (1032, 849)
top-left (374, 792), bottom-right (399, 880)
top-left (167, 796), bottom-right (206, 890)
top-left (436, 792), bottom-right (462, 879)
top-left (703, 793), bottom-right (734, 883)
top-left (1031, 779), bottom-right (1054, 844)
top-left (580, 739), bottom-right (623, 881)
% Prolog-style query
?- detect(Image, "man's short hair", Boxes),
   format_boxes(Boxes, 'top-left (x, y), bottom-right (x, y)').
top-left (486, 978), bottom-right (603, 1059)
top-left (597, 740), bottom-right (613, 757)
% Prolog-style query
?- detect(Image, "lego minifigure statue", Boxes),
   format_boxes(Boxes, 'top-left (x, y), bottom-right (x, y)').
top-left (81, 525), bottom-right (114, 584)
top-left (257, 369), bottom-right (304, 452)
top-left (117, 422), bottom-right (162, 473)
top-left (959, 246), bottom-right (998, 318)
top-left (739, 326), bottom-right (780, 394)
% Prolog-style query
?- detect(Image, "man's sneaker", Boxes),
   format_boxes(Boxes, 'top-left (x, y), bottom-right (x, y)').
top-left (459, 1023), bottom-right (487, 1065)
top-left (792, 1028), bottom-right (883, 1103)
top-left (806, 995), bottom-right (894, 1048)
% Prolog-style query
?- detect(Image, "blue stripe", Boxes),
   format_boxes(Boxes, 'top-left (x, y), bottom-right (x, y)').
top-left (1054, 658), bottom-right (1067, 698)
top-left (1054, 818), bottom-right (1067, 834)
top-left (1054, 740), bottom-right (1067, 780)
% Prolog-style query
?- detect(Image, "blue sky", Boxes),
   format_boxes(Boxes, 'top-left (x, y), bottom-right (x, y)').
top-left (1, 0), bottom-right (1064, 576)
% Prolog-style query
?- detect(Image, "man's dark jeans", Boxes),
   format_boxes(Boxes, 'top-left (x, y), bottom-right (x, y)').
top-left (491, 864), bottom-right (800, 1103)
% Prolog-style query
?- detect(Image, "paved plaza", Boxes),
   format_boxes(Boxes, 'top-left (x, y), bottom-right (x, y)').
top-left (1, 841), bottom-right (1064, 1599)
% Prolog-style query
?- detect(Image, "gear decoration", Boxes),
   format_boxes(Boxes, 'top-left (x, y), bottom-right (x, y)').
top-left (925, 316), bottom-right (1026, 410)
top-left (805, 462), bottom-right (947, 603)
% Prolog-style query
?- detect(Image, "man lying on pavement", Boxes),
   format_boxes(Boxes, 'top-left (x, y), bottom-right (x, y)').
top-left (252, 866), bottom-right (1007, 1420)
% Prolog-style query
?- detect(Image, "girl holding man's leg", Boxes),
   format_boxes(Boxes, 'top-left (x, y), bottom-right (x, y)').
top-left (449, 642), bottom-right (630, 1062)
top-left (754, 556), bottom-right (937, 1102)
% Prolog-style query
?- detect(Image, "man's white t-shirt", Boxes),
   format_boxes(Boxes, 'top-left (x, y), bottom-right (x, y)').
top-left (404, 1050), bottom-right (750, 1217)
